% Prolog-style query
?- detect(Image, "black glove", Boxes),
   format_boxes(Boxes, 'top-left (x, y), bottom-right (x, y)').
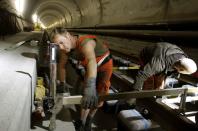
top-left (81, 78), bottom-right (98, 109)
top-left (167, 70), bottom-right (180, 78)
top-left (56, 82), bottom-right (66, 93)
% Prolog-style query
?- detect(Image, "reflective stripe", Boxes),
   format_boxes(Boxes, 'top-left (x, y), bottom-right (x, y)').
top-left (52, 48), bottom-right (55, 61)
top-left (97, 52), bottom-right (110, 67)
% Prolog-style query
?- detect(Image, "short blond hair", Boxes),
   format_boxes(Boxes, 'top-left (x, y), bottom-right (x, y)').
top-left (50, 27), bottom-right (68, 41)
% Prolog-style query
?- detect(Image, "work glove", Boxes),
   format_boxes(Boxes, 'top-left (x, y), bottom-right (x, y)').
top-left (81, 78), bottom-right (98, 109)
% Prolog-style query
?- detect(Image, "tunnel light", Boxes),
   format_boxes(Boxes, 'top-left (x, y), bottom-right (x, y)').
top-left (40, 23), bottom-right (46, 29)
top-left (15, 0), bottom-right (25, 14)
top-left (32, 14), bottom-right (38, 23)
top-left (32, 15), bottom-right (46, 29)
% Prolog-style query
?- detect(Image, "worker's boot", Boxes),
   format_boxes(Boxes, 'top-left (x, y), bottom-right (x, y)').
top-left (74, 119), bottom-right (84, 131)
top-left (84, 115), bottom-right (93, 131)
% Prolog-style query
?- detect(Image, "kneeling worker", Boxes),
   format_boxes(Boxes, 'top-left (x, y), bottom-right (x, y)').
top-left (50, 27), bottom-right (113, 131)
top-left (133, 42), bottom-right (197, 90)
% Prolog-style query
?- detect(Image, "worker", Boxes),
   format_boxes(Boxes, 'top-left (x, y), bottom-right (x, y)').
top-left (50, 27), bottom-right (113, 131)
top-left (133, 42), bottom-right (197, 90)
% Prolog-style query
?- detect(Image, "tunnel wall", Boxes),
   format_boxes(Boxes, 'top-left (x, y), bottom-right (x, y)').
top-left (35, 0), bottom-right (198, 28)
top-left (0, 0), bottom-right (33, 38)
top-left (98, 0), bottom-right (198, 25)
top-left (2, 0), bottom-right (198, 30)
top-left (66, 0), bottom-right (198, 27)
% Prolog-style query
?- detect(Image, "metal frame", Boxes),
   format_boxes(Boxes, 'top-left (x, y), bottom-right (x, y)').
top-left (138, 98), bottom-right (198, 131)
top-left (62, 88), bottom-right (198, 105)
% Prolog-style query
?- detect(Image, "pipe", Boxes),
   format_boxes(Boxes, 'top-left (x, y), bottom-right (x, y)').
top-left (67, 20), bottom-right (198, 31)
top-left (67, 29), bottom-right (198, 46)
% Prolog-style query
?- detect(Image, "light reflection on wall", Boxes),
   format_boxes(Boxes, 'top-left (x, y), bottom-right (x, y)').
top-left (15, 0), bottom-right (25, 14)
top-left (32, 14), bottom-right (46, 29)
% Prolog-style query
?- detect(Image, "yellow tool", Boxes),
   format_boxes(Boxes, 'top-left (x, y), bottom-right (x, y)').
top-left (113, 66), bottom-right (140, 70)
top-left (35, 77), bottom-right (46, 101)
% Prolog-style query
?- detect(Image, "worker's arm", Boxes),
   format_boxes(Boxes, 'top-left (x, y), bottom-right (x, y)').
top-left (133, 57), bottom-right (165, 90)
top-left (81, 40), bottom-right (98, 109)
top-left (81, 40), bottom-right (97, 78)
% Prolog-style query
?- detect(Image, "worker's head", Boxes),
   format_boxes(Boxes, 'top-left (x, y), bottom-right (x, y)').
top-left (50, 27), bottom-right (75, 53)
top-left (174, 58), bottom-right (197, 74)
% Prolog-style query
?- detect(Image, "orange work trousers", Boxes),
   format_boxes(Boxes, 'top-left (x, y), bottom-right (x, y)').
top-left (96, 59), bottom-right (113, 95)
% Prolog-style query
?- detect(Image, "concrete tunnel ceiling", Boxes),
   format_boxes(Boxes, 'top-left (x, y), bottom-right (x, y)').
top-left (33, 0), bottom-right (82, 28)
top-left (35, 3), bottom-right (71, 27)
top-left (32, 0), bottom-right (111, 28)
top-left (39, 12), bottom-right (62, 27)
top-left (38, 9), bottom-right (65, 26)
top-left (16, 0), bottom-right (198, 28)
top-left (40, 16), bottom-right (58, 26)
top-left (31, 0), bottom-right (198, 29)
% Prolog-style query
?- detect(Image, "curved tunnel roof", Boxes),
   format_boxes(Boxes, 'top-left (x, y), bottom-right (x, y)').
top-left (2, 0), bottom-right (198, 29)
top-left (33, 0), bottom-right (81, 28)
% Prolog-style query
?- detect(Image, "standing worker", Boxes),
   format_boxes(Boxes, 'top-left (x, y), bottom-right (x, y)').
top-left (50, 27), bottom-right (113, 131)
top-left (133, 42), bottom-right (197, 90)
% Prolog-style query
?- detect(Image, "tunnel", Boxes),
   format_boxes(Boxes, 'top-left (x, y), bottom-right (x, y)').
top-left (0, 0), bottom-right (198, 131)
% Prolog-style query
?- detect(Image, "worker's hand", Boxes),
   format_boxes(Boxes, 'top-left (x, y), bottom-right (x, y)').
top-left (56, 82), bottom-right (65, 93)
top-left (81, 78), bottom-right (98, 109)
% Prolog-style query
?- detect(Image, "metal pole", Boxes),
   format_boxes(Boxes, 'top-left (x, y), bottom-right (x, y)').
top-left (179, 88), bottom-right (188, 113)
top-left (49, 43), bottom-right (59, 131)
top-left (49, 44), bottom-right (58, 100)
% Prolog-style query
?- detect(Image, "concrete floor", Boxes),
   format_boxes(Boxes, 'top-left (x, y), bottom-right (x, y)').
top-left (31, 106), bottom-right (76, 131)
top-left (30, 88), bottom-right (117, 131)
top-left (30, 104), bottom-right (117, 131)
